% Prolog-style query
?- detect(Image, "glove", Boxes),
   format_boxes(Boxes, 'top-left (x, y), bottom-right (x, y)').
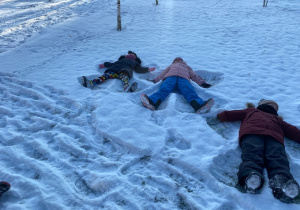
top-left (99, 63), bottom-right (105, 68)
top-left (206, 116), bottom-right (220, 126)
top-left (201, 83), bottom-right (211, 88)
top-left (146, 79), bottom-right (154, 83)
top-left (148, 67), bottom-right (156, 71)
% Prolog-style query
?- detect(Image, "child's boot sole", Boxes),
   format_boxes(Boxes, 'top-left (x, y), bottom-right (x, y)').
top-left (196, 98), bottom-right (214, 114)
top-left (140, 94), bottom-right (155, 111)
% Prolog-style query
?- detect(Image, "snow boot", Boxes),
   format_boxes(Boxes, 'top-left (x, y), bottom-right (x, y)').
top-left (140, 94), bottom-right (156, 111)
top-left (245, 173), bottom-right (262, 194)
top-left (0, 181), bottom-right (10, 198)
top-left (125, 82), bottom-right (138, 92)
top-left (195, 98), bottom-right (214, 114)
top-left (269, 174), bottom-right (300, 203)
top-left (283, 180), bottom-right (299, 199)
top-left (81, 76), bottom-right (95, 88)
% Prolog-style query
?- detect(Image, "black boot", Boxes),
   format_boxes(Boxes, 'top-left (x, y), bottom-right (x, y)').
top-left (125, 82), bottom-right (138, 92)
top-left (269, 175), bottom-right (300, 203)
top-left (190, 99), bottom-right (214, 114)
top-left (190, 100), bottom-right (201, 111)
top-left (141, 94), bottom-right (161, 110)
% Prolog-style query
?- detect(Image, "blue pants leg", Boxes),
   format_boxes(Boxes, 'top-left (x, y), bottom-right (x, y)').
top-left (149, 76), bottom-right (177, 104)
top-left (177, 77), bottom-right (204, 105)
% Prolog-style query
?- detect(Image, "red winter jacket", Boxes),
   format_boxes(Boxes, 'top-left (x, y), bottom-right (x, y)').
top-left (217, 107), bottom-right (300, 146)
top-left (153, 57), bottom-right (205, 86)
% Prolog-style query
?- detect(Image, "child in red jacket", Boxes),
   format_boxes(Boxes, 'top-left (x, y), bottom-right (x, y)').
top-left (217, 99), bottom-right (300, 203)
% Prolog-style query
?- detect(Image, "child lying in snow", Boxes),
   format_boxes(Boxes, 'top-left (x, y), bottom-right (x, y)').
top-left (141, 57), bottom-right (214, 114)
top-left (81, 50), bottom-right (155, 92)
top-left (216, 99), bottom-right (300, 203)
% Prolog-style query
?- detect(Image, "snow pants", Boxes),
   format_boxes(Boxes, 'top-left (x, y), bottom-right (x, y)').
top-left (92, 71), bottom-right (130, 89)
top-left (148, 76), bottom-right (204, 110)
top-left (238, 134), bottom-right (295, 188)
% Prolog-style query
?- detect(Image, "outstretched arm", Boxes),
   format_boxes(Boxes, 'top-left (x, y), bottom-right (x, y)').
top-left (217, 109), bottom-right (250, 122)
top-left (134, 62), bottom-right (156, 73)
top-left (282, 121), bottom-right (300, 144)
top-left (99, 62), bottom-right (115, 68)
top-left (188, 66), bottom-right (211, 88)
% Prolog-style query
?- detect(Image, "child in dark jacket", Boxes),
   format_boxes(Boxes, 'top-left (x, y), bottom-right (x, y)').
top-left (140, 57), bottom-right (214, 114)
top-left (81, 51), bottom-right (155, 92)
top-left (217, 99), bottom-right (300, 203)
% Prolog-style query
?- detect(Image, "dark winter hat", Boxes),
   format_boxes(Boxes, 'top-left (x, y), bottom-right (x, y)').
top-left (258, 99), bottom-right (279, 111)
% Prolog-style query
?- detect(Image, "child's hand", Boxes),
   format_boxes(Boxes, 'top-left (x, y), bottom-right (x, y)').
top-left (146, 79), bottom-right (154, 83)
top-left (99, 64), bottom-right (105, 68)
top-left (206, 116), bottom-right (220, 125)
top-left (201, 83), bottom-right (211, 88)
top-left (148, 67), bottom-right (156, 71)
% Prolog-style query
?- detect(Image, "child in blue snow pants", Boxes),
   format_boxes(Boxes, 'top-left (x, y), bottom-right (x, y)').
top-left (140, 57), bottom-right (214, 113)
top-left (148, 76), bottom-right (204, 108)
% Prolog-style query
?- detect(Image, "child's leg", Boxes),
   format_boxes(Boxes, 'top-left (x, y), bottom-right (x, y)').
top-left (119, 72), bottom-right (130, 90)
top-left (238, 134), bottom-right (264, 188)
top-left (177, 77), bottom-right (204, 111)
top-left (92, 71), bottom-right (119, 85)
top-left (148, 76), bottom-right (177, 107)
top-left (265, 136), bottom-right (293, 179)
top-left (265, 136), bottom-right (299, 202)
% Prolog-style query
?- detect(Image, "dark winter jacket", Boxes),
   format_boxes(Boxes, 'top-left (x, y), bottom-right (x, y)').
top-left (217, 107), bottom-right (300, 146)
top-left (104, 58), bottom-right (149, 79)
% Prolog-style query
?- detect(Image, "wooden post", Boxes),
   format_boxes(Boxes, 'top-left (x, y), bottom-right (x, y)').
top-left (156, 0), bottom-right (158, 5)
top-left (117, 0), bottom-right (121, 31)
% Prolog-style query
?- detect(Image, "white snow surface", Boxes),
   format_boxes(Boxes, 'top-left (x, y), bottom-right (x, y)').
top-left (1, 0), bottom-right (300, 209)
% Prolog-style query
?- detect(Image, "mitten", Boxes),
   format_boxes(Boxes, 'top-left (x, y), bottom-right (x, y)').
top-left (146, 79), bottom-right (154, 83)
top-left (148, 67), bottom-right (156, 71)
top-left (206, 116), bottom-right (220, 126)
top-left (99, 63), bottom-right (105, 68)
top-left (201, 83), bottom-right (211, 88)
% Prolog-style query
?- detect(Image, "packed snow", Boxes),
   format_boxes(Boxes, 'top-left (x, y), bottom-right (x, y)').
top-left (0, 0), bottom-right (300, 209)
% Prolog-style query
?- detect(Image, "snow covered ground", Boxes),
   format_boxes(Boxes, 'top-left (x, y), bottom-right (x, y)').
top-left (0, 0), bottom-right (300, 209)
